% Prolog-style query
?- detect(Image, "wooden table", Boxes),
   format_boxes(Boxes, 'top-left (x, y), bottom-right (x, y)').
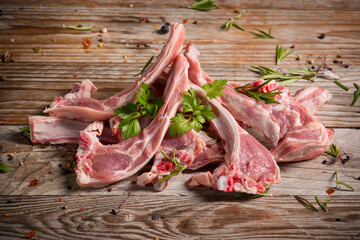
top-left (0, 1), bottom-right (359, 239)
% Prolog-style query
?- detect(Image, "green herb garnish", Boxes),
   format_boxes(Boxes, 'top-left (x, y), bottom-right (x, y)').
top-left (235, 188), bottom-right (270, 199)
top-left (33, 47), bottom-right (41, 53)
top-left (334, 171), bottom-right (354, 191)
top-left (0, 163), bottom-right (14, 173)
top-left (325, 143), bottom-right (340, 159)
top-left (334, 80), bottom-right (349, 91)
top-left (315, 196), bottom-right (333, 212)
top-left (188, 0), bottom-right (219, 11)
top-left (234, 79), bottom-right (282, 104)
top-left (351, 83), bottom-right (360, 105)
top-left (137, 56), bottom-right (154, 76)
top-left (220, 11), bottom-right (245, 31)
top-left (114, 83), bottom-right (164, 139)
top-left (169, 79), bottom-right (227, 137)
top-left (251, 63), bottom-right (323, 86)
top-left (294, 195), bottom-right (319, 211)
top-left (20, 127), bottom-right (31, 137)
top-left (158, 149), bottom-right (187, 182)
top-left (67, 26), bottom-right (96, 31)
top-left (276, 45), bottom-right (294, 65)
top-left (253, 28), bottom-right (273, 39)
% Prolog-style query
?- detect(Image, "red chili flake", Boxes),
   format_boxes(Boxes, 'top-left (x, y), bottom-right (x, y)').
top-left (326, 188), bottom-right (335, 195)
top-left (29, 179), bottom-right (39, 187)
top-left (156, 48), bottom-right (160, 51)
top-left (25, 231), bottom-right (36, 239)
top-left (48, 171), bottom-right (52, 174)
top-left (75, 20), bottom-right (79, 23)
top-left (183, 18), bottom-right (189, 24)
top-left (138, 12), bottom-right (142, 15)
top-left (73, 75), bottom-right (78, 78)
top-left (4, 213), bottom-right (10, 216)
top-left (56, 198), bottom-right (62, 202)
top-left (291, 44), bottom-right (296, 49)
top-left (336, 54), bottom-right (342, 58)
top-left (82, 37), bottom-right (91, 49)
top-left (93, 206), bottom-right (96, 208)
top-left (79, 207), bottom-right (84, 210)
top-left (141, 18), bottom-right (148, 23)
top-left (92, 30), bottom-right (97, 33)
top-left (65, 200), bottom-right (68, 203)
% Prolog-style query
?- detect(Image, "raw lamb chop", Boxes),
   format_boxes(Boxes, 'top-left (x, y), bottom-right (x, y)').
top-left (29, 116), bottom-right (119, 144)
top-left (44, 22), bottom-right (185, 122)
top-left (136, 130), bottom-right (224, 191)
top-left (184, 43), bottom-right (333, 162)
top-left (76, 54), bottom-right (189, 187)
top-left (293, 87), bottom-right (331, 115)
top-left (187, 84), bottom-right (280, 193)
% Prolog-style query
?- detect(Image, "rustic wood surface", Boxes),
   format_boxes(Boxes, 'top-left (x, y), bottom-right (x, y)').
top-left (0, 0), bottom-right (359, 239)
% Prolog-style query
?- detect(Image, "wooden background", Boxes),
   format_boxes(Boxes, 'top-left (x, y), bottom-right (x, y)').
top-left (0, 0), bottom-right (359, 239)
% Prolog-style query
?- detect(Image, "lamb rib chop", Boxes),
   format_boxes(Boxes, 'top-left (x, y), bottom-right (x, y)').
top-left (187, 84), bottom-right (280, 193)
top-left (184, 43), bottom-right (333, 162)
top-left (136, 130), bottom-right (224, 191)
top-left (76, 54), bottom-right (189, 187)
top-left (44, 22), bottom-right (185, 122)
top-left (293, 87), bottom-right (331, 115)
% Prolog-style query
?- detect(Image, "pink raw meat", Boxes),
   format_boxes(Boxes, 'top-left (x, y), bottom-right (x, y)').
top-left (293, 87), bottom-right (331, 115)
top-left (184, 43), bottom-right (333, 162)
top-left (136, 130), bottom-right (224, 191)
top-left (187, 84), bottom-right (280, 193)
top-left (29, 116), bottom-right (119, 144)
top-left (44, 23), bottom-right (185, 122)
top-left (75, 54), bottom-right (189, 187)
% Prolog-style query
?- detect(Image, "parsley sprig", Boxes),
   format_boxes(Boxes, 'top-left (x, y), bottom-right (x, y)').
top-left (158, 149), bottom-right (187, 182)
top-left (188, 0), bottom-right (219, 11)
top-left (220, 11), bottom-right (245, 31)
top-left (168, 79), bottom-right (227, 137)
top-left (276, 45), bottom-right (294, 65)
top-left (253, 28), bottom-right (273, 39)
top-left (114, 83), bottom-right (164, 139)
top-left (234, 79), bottom-right (282, 104)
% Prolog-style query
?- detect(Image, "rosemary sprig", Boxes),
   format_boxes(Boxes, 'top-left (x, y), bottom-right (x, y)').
top-left (20, 127), bottom-right (31, 137)
top-left (188, 0), bottom-right (219, 11)
top-left (220, 11), bottom-right (245, 31)
top-left (276, 45), bottom-right (295, 65)
top-left (334, 171), bottom-right (354, 191)
top-left (158, 149), bottom-right (187, 182)
top-left (334, 80), bottom-right (349, 91)
top-left (351, 83), bottom-right (360, 105)
top-left (234, 79), bottom-right (282, 104)
top-left (294, 195), bottom-right (319, 211)
top-left (0, 163), bottom-right (14, 173)
top-left (315, 196), bottom-right (333, 212)
top-left (235, 188), bottom-right (270, 199)
top-left (253, 28), bottom-right (273, 39)
top-left (137, 56), bottom-right (154, 76)
top-left (325, 143), bottom-right (340, 159)
top-left (67, 26), bottom-right (96, 31)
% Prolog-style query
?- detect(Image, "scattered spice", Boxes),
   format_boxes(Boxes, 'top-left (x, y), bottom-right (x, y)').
top-left (1, 51), bottom-right (15, 63)
top-left (56, 198), bottom-right (62, 202)
top-left (336, 54), bottom-right (342, 58)
top-left (156, 48), bottom-right (160, 51)
top-left (183, 18), bottom-right (189, 24)
top-left (193, 20), bottom-right (198, 24)
top-left (98, 43), bottom-right (103, 48)
top-left (82, 37), bottom-right (91, 49)
top-left (63, 205), bottom-right (68, 209)
top-left (25, 231), bottom-right (36, 239)
top-left (93, 29), bottom-right (97, 33)
top-left (335, 218), bottom-right (341, 222)
top-left (129, 4), bottom-right (133, 8)
top-left (158, 17), bottom-right (170, 34)
top-left (29, 179), bottom-right (39, 186)
top-left (318, 33), bottom-right (326, 39)
top-left (4, 213), bottom-right (10, 216)
top-left (154, 25), bottom-right (158, 29)
top-left (107, 187), bottom-right (113, 192)
top-left (0, 76), bottom-right (6, 81)
top-left (8, 153), bottom-right (14, 161)
top-left (140, 18), bottom-right (148, 23)
top-left (291, 44), bottom-right (296, 48)
top-left (137, 43), bottom-right (148, 48)
top-left (73, 75), bottom-right (78, 78)
top-left (33, 47), bottom-right (41, 53)
top-left (80, 207), bottom-right (84, 210)
top-left (326, 188), bottom-right (335, 195)
top-left (151, 214), bottom-right (162, 220)
top-left (333, 59), bottom-right (350, 68)
top-left (323, 143), bottom-right (353, 164)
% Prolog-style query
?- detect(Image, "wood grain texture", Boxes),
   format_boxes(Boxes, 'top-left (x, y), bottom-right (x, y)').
top-left (0, 1), bottom-right (360, 239)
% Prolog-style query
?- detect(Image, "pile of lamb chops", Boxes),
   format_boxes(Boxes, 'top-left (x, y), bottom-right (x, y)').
top-left (29, 22), bottom-right (333, 194)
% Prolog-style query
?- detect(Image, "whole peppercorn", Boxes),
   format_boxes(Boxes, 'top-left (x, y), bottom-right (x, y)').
top-left (159, 23), bottom-right (170, 34)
